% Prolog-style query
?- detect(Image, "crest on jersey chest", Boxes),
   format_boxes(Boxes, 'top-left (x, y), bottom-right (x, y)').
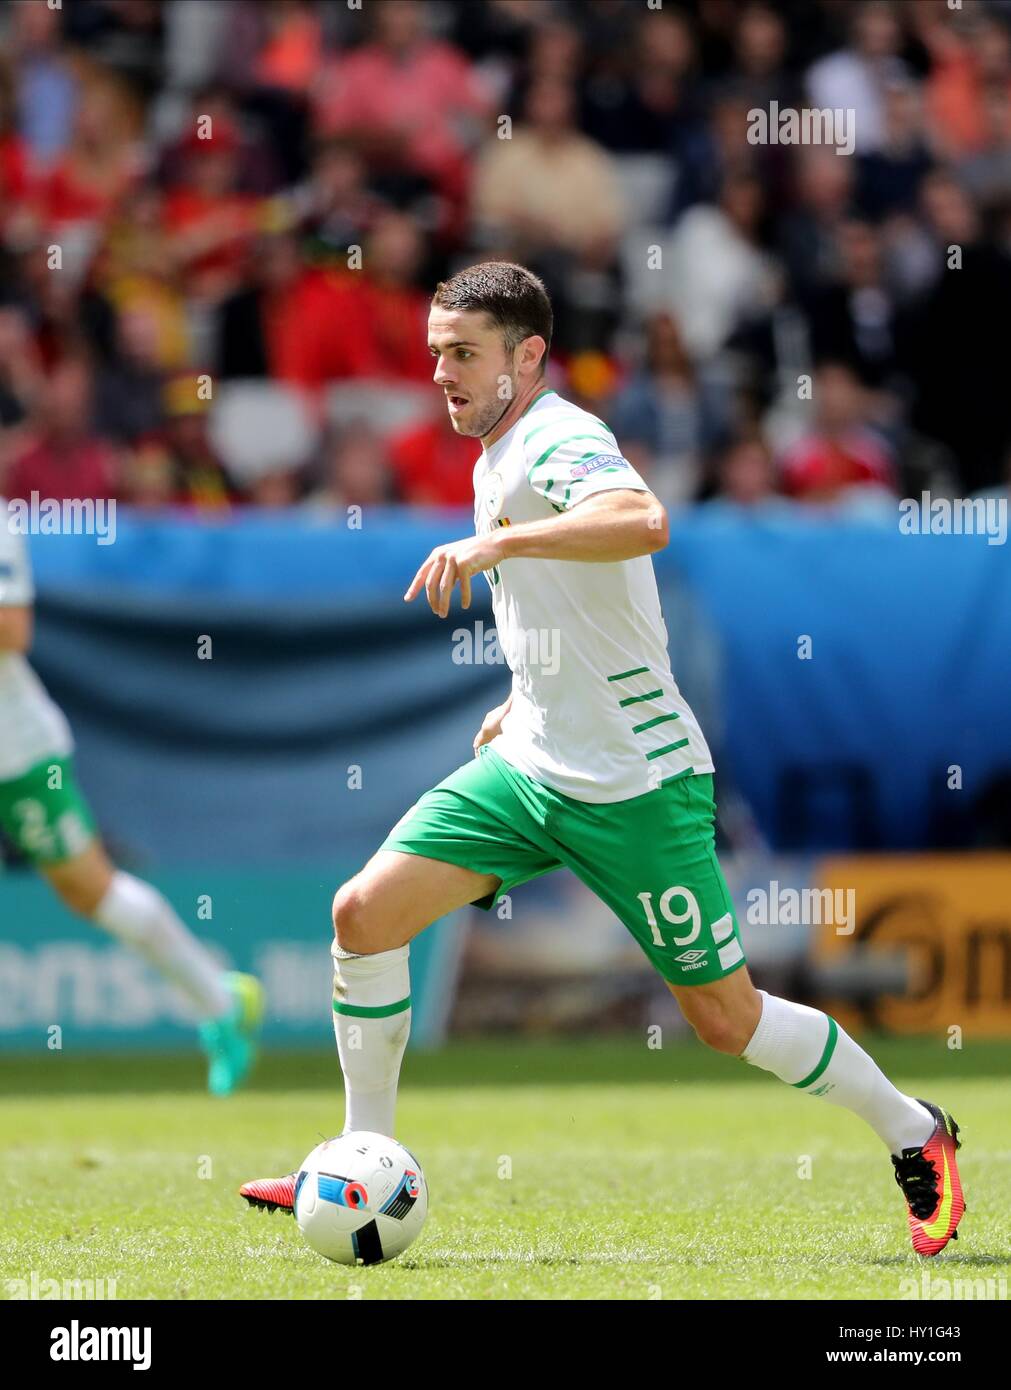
top-left (480, 469), bottom-right (505, 520)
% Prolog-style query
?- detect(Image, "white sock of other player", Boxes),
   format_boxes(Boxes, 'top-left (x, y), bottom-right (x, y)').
top-left (740, 989), bottom-right (935, 1155)
top-left (92, 871), bottom-right (231, 1019)
top-left (331, 938), bottom-right (411, 1138)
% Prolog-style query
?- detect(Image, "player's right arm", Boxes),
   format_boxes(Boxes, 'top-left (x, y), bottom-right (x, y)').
top-left (473, 690), bottom-right (513, 754)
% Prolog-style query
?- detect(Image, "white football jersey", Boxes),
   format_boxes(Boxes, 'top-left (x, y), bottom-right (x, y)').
top-left (473, 389), bottom-right (714, 802)
top-left (0, 499), bottom-right (73, 781)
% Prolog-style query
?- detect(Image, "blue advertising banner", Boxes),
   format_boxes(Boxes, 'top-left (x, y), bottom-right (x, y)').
top-left (0, 867), bottom-right (464, 1051)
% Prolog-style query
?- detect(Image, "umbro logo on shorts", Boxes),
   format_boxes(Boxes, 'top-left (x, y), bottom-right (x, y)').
top-left (674, 949), bottom-right (708, 963)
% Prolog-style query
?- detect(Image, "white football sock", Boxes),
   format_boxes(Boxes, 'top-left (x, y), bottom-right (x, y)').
top-left (741, 990), bottom-right (935, 1155)
top-left (92, 871), bottom-right (231, 1018)
top-left (331, 939), bottom-right (411, 1138)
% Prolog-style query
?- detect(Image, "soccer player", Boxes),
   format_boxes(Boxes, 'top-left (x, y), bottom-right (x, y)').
top-left (241, 263), bottom-right (964, 1255)
top-left (0, 499), bottom-right (264, 1094)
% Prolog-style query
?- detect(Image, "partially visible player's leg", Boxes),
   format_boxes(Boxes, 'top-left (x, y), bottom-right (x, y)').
top-left (685, 965), bottom-right (965, 1253)
top-left (666, 963), bottom-right (761, 1054)
top-left (332, 848), bottom-right (500, 955)
top-left (669, 964), bottom-right (935, 1152)
top-left (330, 849), bottom-right (501, 1137)
top-left (0, 755), bottom-right (262, 1094)
top-left (44, 840), bottom-right (233, 1019)
top-left (242, 750), bottom-right (560, 1210)
top-left (331, 748), bottom-right (560, 1139)
top-left (544, 762), bottom-right (963, 1244)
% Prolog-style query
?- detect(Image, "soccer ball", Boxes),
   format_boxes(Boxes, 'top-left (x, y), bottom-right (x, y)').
top-left (293, 1131), bottom-right (428, 1265)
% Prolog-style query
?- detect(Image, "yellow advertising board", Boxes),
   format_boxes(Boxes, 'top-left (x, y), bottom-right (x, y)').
top-left (815, 853), bottom-right (1011, 1036)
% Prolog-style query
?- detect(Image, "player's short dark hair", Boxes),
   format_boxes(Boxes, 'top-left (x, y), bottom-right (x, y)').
top-left (431, 261), bottom-right (552, 371)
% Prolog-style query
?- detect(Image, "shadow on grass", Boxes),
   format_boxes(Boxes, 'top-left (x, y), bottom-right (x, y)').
top-left (0, 1036), bottom-right (1005, 1097)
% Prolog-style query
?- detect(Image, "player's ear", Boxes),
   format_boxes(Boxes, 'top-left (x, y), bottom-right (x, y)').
top-left (522, 335), bottom-right (546, 375)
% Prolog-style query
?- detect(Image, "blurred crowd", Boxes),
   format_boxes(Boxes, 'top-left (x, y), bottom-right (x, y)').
top-left (1, 0), bottom-right (1011, 515)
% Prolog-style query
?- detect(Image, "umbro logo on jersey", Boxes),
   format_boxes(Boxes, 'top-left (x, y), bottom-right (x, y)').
top-left (571, 453), bottom-right (629, 477)
top-left (674, 949), bottom-right (707, 963)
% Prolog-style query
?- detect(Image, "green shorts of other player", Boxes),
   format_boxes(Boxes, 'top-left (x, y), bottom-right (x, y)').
top-left (0, 755), bottom-right (263, 1095)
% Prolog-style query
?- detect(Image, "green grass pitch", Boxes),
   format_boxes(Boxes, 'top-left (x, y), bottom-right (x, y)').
top-left (1, 1037), bottom-right (1008, 1300)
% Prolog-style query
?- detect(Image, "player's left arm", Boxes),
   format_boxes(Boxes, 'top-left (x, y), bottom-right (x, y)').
top-left (0, 604), bottom-right (33, 651)
top-left (404, 489), bottom-right (668, 618)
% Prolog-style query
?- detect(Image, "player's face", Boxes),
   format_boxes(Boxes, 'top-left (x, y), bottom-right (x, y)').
top-left (428, 307), bottom-right (517, 439)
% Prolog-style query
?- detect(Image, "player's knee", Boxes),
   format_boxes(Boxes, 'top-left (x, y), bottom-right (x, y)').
top-left (684, 1002), bottom-right (748, 1055)
top-left (53, 875), bottom-right (105, 918)
top-left (332, 881), bottom-right (371, 955)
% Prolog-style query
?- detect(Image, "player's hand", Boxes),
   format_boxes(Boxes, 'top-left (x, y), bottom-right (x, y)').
top-left (473, 695), bottom-right (512, 754)
top-left (403, 535), bottom-right (502, 618)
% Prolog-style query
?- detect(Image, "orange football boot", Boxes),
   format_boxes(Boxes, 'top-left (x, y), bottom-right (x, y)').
top-left (891, 1099), bottom-right (966, 1256)
top-left (239, 1172), bottom-right (297, 1214)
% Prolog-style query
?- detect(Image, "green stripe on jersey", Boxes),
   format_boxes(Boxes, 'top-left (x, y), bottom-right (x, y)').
top-left (632, 711), bottom-right (681, 734)
top-left (618, 688), bottom-right (663, 707)
top-left (527, 436), bottom-right (619, 480)
top-left (607, 666), bottom-right (649, 682)
top-left (659, 767), bottom-right (695, 787)
top-left (645, 738), bottom-right (689, 761)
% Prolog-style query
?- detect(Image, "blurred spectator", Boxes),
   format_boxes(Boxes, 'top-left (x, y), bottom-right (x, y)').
top-left (163, 118), bottom-right (262, 303)
top-left (903, 170), bottom-right (1011, 494)
top-left (708, 435), bottom-right (781, 509)
top-left (96, 181), bottom-right (191, 371)
top-left (581, 9), bottom-right (701, 157)
top-left (123, 386), bottom-right (234, 513)
top-left (780, 361), bottom-right (895, 502)
top-left (4, 356), bottom-right (118, 503)
top-left (13, 237), bottom-right (117, 371)
top-left (305, 422), bottom-right (396, 511)
top-left (607, 312), bottom-right (721, 505)
top-left (0, 304), bottom-right (44, 431)
top-left (93, 302), bottom-right (168, 443)
top-left (805, 218), bottom-right (903, 388)
top-left (922, 8), bottom-right (1011, 160)
top-left (256, 256), bottom-right (382, 391)
top-left (473, 79), bottom-right (624, 258)
top-left (10, 0), bottom-right (77, 169)
top-left (313, 0), bottom-right (492, 218)
top-left (252, 0), bottom-right (324, 96)
top-left (389, 406), bottom-right (479, 507)
top-left (806, 0), bottom-right (907, 156)
top-left (779, 147), bottom-right (856, 300)
top-left (666, 167), bottom-right (778, 360)
top-left (733, 3), bottom-right (799, 110)
top-left (353, 212), bottom-right (434, 381)
top-left (0, 60), bottom-right (33, 244)
top-left (958, 83), bottom-right (1011, 206)
top-left (855, 77), bottom-right (934, 219)
top-left (299, 137), bottom-right (389, 262)
top-left (217, 223), bottom-right (303, 379)
top-left (34, 71), bottom-right (144, 243)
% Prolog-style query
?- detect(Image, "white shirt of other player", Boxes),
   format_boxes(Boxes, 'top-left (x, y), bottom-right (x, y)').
top-left (473, 389), bottom-right (714, 802)
top-left (0, 498), bottom-right (73, 781)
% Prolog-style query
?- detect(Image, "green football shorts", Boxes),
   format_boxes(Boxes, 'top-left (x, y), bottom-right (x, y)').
top-left (380, 744), bottom-right (746, 987)
top-left (0, 756), bottom-right (97, 866)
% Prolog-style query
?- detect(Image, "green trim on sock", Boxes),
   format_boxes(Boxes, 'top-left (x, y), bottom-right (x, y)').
top-left (332, 996), bottom-right (411, 1019)
top-left (792, 1015), bottom-right (838, 1089)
